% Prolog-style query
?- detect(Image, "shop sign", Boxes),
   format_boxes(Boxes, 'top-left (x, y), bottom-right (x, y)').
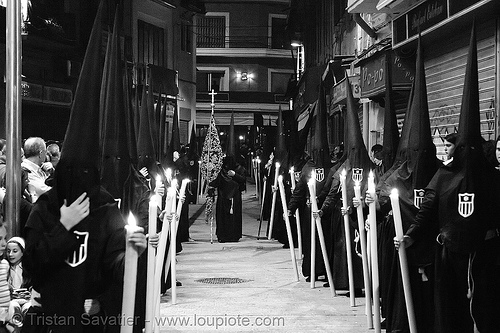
top-left (330, 75), bottom-right (360, 107)
top-left (394, 0), bottom-right (482, 45)
top-left (359, 51), bottom-right (413, 98)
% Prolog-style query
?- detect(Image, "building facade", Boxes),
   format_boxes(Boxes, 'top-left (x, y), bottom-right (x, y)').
top-left (287, 0), bottom-right (499, 161)
top-left (0, 0), bottom-right (203, 146)
top-left (195, 0), bottom-right (294, 165)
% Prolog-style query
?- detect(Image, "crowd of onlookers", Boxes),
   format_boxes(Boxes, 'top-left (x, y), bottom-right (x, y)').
top-left (0, 137), bottom-right (59, 332)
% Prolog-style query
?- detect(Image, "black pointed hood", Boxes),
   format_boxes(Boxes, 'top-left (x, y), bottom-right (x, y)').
top-left (56, 0), bottom-right (105, 207)
top-left (338, 73), bottom-right (374, 202)
top-left (166, 102), bottom-right (181, 168)
top-left (405, 36), bottom-right (437, 189)
top-left (226, 112), bottom-right (236, 157)
top-left (311, 82), bottom-right (331, 169)
top-left (382, 52), bottom-right (400, 170)
top-left (187, 123), bottom-right (199, 161)
top-left (136, 84), bottom-right (160, 176)
top-left (453, 23), bottom-right (486, 171)
top-left (99, 5), bottom-right (132, 200)
top-left (275, 105), bottom-right (288, 169)
top-left (411, 24), bottom-right (500, 254)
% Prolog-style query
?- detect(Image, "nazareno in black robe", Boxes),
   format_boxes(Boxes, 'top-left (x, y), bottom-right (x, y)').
top-left (210, 163), bottom-right (246, 243)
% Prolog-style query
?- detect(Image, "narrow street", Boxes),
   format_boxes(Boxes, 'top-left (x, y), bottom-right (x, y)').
top-left (158, 183), bottom-right (372, 332)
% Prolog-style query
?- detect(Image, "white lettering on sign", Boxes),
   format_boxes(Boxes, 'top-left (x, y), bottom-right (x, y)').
top-left (362, 67), bottom-right (384, 87)
top-left (410, 1), bottom-right (444, 30)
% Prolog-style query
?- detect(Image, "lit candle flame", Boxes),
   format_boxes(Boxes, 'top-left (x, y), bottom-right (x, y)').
top-left (275, 162), bottom-right (280, 168)
top-left (390, 188), bottom-right (399, 197)
top-left (127, 212), bottom-right (137, 227)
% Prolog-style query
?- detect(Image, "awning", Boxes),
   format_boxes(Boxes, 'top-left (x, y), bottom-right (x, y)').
top-left (347, 0), bottom-right (391, 13)
top-left (197, 112), bottom-right (254, 126)
top-left (297, 102), bottom-right (313, 131)
top-left (376, 0), bottom-right (409, 12)
top-left (329, 75), bottom-right (360, 110)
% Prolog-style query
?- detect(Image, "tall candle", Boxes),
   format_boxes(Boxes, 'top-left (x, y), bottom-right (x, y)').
top-left (268, 162), bottom-right (280, 240)
top-left (307, 175), bottom-right (336, 297)
top-left (390, 189), bottom-right (417, 333)
top-left (257, 158), bottom-right (262, 204)
top-left (340, 169), bottom-right (355, 307)
top-left (289, 166), bottom-right (302, 257)
top-left (289, 167), bottom-right (296, 190)
top-left (155, 175), bottom-right (162, 191)
top-left (170, 182), bottom-right (178, 304)
top-left (308, 171), bottom-right (316, 288)
top-left (121, 213), bottom-right (141, 333)
top-left (155, 176), bottom-right (163, 210)
top-left (145, 195), bottom-right (159, 333)
top-left (354, 180), bottom-right (373, 328)
top-left (197, 161), bottom-right (202, 201)
top-left (278, 175), bottom-right (299, 282)
top-left (152, 188), bottom-right (174, 324)
top-left (368, 170), bottom-right (381, 332)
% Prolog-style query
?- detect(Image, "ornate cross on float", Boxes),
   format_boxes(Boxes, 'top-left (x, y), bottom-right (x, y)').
top-left (209, 89), bottom-right (217, 113)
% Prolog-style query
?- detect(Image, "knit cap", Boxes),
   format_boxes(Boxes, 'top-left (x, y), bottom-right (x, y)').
top-left (7, 237), bottom-right (25, 252)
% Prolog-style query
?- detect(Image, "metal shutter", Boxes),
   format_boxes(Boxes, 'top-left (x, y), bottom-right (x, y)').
top-left (425, 20), bottom-right (496, 160)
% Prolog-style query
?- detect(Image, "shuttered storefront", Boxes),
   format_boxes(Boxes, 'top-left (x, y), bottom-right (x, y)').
top-left (425, 19), bottom-right (497, 160)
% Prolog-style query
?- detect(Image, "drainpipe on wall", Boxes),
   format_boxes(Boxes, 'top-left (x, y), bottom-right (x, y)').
top-left (352, 13), bottom-right (377, 39)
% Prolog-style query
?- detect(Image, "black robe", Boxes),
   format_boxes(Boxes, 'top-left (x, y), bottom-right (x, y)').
top-left (174, 154), bottom-right (192, 242)
top-left (406, 163), bottom-right (500, 333)
top-left (378, 161), bottom-right (438, 333)
top-left (24, 188), bottom-right (127, 333)
top-left (288, 159), bottom-right (329, 279)
top-left (210, 165), bottom-right (246, 242)
top-left (270, 168), bottom-right (299, 247)
top-left (320, 166), bottom-right (364, 291)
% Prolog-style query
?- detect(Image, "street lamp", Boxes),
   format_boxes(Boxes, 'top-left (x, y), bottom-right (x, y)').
top-left (291, 40), bottom-right (304, 81)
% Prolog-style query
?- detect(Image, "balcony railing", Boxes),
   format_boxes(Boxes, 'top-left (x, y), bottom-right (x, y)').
top-left (196, 91), bottom-right (287, 104)
top-left (197, 35), bottom-right (290, 49)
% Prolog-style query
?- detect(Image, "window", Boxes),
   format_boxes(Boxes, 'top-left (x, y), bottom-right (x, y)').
top-left (269, 15), bottom-right (288, 49)
top-left (180, 20), bottom-right (192, 53)
top-left (270, 71), bottom-right (293, 94)
top-left (196, 67), bottom-right (229, 91)
top-left (196, 13), bottom-right (228, 48)
top-left (138, 20), bottom-right (165, 66)
top-left (196, 71), bottom-right (225, 92)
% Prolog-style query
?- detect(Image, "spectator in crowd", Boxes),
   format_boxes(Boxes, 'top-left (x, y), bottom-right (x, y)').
top-left (21, 138), bottom-right (51, 202)
top-left (6, 236), bottom-right (31, 332)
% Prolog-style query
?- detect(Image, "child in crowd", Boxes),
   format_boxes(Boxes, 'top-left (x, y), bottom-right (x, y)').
top-left (5, 237), bottom-right (31, 333)
top-left (7, 237), bottom-right (30, 300)
top-left (0, 224), bottom-right (10, 330)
